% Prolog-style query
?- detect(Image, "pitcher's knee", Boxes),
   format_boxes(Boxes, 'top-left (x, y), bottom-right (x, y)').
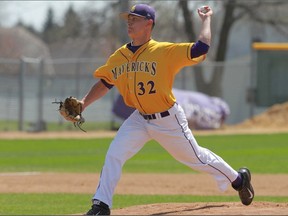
top-left (105, 152), bottom-right (126, 167)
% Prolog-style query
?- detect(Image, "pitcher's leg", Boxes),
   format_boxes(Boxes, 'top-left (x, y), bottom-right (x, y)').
top-left (150, 104), bottom-right (238, 191)
top-left (92, 111), bottom-right (150, 207)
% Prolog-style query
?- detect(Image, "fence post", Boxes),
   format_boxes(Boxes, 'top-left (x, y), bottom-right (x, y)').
top-left (35, 58), bottom-right (45, 131)
top-left (75, 60), bottom-right (81, 98)
top-left (18, 58), bottom-right (25, 131)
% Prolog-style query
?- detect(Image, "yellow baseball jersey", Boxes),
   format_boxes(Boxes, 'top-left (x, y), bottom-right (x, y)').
top-left (94, 39), bottom-right (205, 114)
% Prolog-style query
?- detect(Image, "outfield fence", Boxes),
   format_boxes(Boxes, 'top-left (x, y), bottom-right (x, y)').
top-left (0, 57), bottom-right (255, 132)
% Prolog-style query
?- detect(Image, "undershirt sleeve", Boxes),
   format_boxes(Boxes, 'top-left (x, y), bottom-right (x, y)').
top-left (101, 79), bottom-right (114, 89)
top-left (191, 40), bottom-right (210, 58)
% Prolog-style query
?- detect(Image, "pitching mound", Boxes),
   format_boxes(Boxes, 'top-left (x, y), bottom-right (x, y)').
top-left (112, 202), bottom-right (288, 215)
top-left (230, 102), bottom-right (288, 130)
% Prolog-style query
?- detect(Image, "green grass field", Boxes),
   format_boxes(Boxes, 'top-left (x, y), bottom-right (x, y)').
top-left (0, 120), bottom-right (116, 132)
top-left (0, 133), bottom-right (288, 214)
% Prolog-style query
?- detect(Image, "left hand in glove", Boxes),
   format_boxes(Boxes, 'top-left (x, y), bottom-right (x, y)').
top-left (53, 96), bottom-right (86, 132)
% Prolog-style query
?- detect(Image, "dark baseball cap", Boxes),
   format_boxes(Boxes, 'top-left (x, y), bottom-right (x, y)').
top-left (120, 4), bottom-right (156, 24)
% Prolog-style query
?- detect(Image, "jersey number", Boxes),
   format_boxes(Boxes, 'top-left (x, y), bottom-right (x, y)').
top-left (137, 81), bottom-right (156, 95)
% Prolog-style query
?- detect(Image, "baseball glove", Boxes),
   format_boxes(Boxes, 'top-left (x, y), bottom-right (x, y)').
top-left (53, 96), bottom-right (86, 132)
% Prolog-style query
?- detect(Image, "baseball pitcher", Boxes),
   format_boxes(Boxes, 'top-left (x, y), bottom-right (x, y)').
top-left (78, 4), bottom-right (254, 215)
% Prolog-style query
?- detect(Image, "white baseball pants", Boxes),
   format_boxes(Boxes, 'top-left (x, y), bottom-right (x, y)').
top-left (93, 103), bottom-right (238, 207)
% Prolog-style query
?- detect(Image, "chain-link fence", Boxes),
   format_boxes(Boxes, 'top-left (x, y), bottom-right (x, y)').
top-left (0, 57), bottom-right (254, 132)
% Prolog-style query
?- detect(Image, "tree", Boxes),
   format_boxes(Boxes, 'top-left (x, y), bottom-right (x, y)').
top-left (62, 5), bottom-right (82, 39)
top-left (16, 19), bottom-right (39, 36)
top-left (42, 7), bottom-right (60, 43)
top-left (179, 0), bottom-right (288, 97)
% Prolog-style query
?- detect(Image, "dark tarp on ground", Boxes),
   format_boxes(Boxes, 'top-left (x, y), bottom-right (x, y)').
top-left (112, 88), bottom-right (230, 130)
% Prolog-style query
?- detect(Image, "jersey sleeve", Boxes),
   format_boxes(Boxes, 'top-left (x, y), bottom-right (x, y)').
top-left (93, 52), bottom-right (118, 85)
top-left (165, 42), bottom-right (206, 74)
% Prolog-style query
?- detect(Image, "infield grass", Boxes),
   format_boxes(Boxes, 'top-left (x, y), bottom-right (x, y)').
top-left (0, 133), bottom-right (288, 214)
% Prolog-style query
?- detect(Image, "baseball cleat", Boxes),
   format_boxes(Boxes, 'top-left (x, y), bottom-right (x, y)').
top-left (234, 167), bottom-right (255, 206)
top-left (85, 199), bottom-right (110, 215)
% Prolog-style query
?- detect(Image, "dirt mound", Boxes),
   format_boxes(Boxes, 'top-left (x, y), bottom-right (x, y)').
top-left (112, 202), bottom-right (288, 215)
top-left (231, 102), bottom-right (288, 129)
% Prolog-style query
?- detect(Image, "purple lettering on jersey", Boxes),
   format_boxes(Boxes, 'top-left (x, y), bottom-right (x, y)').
top-left (151, 62), bottom-right (157, 75)
top-left (139, 62), bottom-right (144, 71)
top-left (144, 62), bottom-right (150, 72)
top-left (111, 61), bottom-right (157, 80)
top-left (131, 62), bottom-right (137, 71)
